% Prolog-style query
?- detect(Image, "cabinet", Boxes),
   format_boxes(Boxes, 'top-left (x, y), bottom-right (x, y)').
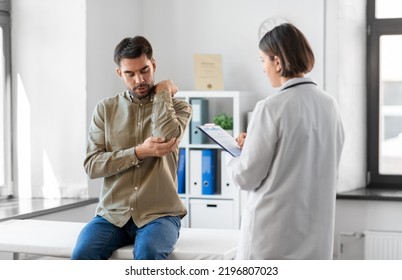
top-left (175, 91), bottom-right (256, 229)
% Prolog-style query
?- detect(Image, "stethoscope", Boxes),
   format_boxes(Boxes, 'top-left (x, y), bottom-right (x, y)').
top-left (280, 81), bottom-right (317, 91)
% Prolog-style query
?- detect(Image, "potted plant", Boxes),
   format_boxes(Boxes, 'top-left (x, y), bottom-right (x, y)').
top-left (213, 113), bottom-right (233, 135)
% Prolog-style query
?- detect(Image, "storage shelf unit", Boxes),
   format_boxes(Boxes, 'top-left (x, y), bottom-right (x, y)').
top-left (176, 91), bottom-right (256, 229)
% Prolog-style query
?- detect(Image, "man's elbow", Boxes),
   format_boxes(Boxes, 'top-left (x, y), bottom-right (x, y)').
top-left (83, 160), bottom-right (100, 180)
top-left (153, 125), bottom-right (183, 141)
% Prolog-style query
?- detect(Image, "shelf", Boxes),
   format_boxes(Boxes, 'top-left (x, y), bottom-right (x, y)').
top-left (186, 144), bottom-right (220, 149)
top-left (183, 194), bottom-right (236, 200)
top-left (176, 91), bottom-right (256, 229)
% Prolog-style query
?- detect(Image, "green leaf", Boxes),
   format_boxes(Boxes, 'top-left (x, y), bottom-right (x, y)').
top-left (213, 113), bottom-right (233, 130)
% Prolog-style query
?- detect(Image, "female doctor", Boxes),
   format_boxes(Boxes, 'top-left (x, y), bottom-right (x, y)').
top-left (227, 23), bottom-right (344, 259)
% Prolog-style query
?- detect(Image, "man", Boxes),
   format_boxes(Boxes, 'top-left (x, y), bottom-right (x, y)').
top-left (72, 36), bottom-right (192, 260)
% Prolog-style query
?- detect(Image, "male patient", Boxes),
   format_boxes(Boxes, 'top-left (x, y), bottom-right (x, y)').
top-left (71, 36), bottom-right (192, 260)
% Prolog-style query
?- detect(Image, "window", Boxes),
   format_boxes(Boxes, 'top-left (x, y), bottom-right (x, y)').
top-left (367, 0), bottom-right (402, 188)
top-left (0, 3), bottom-right (11, 197)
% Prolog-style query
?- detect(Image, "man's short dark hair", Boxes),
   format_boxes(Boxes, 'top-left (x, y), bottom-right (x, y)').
top-left (114, 36), bottom-right (153, 66)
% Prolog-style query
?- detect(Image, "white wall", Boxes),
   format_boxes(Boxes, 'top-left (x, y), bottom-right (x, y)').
top-left (30, 203), bottom-right (98, 222)
top-left (11, 0), bottom-right (88, 198)
top-left (86, 0), bottom-right (142, 197)
top-left (11, 0), bottom-right (366, 198)
top-left (142, 0), bottom-right (325, 99)
top-left (11, 1), bottom-right (400, 261)
top-left (86, 0), bottom-right (142, 124)
top-left (134, 0), bottom-right (366, 193)
top-left (12, 0), bottom-right (393, 260)
top-left (85, 0), bottom-right (327, 197)
top-left (334, 199), bottom-right (402, 259)
top-left (325, 0), bottom-right (367, 192)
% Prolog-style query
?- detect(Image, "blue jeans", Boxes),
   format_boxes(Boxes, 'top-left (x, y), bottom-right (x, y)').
top-left (71, 215), bottom-right (181, 260)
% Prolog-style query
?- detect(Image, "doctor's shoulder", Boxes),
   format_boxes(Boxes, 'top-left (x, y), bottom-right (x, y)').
top-left (258, 93), bottom-right (288, 112)
top-left (315, 87), bottom-right (341, 110)
top-left (250, 97), bottom-right (281, 122)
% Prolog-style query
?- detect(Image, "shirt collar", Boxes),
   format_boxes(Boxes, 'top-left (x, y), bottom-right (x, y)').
top-left (125, 90), bottom-right (154, 103)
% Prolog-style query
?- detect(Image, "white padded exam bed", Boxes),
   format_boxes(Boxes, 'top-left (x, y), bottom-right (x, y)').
top-left (0, 219), bottom-right (239, 260)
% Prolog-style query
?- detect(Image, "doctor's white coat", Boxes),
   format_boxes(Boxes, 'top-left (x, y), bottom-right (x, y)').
top-left (227, 77), bottom-right (344, 260)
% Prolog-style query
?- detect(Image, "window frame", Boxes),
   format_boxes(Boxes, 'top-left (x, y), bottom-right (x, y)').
top-left (0, 5), bottom-right (12, 197)
top-left (367, 0), bottom-right (402, 188)
top-left (0, 0), bottom-right (9, 12)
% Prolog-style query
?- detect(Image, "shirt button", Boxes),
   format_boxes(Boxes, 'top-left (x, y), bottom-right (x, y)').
top-left (130, 208), bottom-right (134, 211)
top-left (136, 165), bottom-right (140, 168)
top-left (137, 122), bottom-right (140, 126)
top-left (116, 168), bottom-right (120, 172)
top-left (134, 187), bottom-right (138, 190)
top-left (131, 161), bottom-right (135, 165)
top-left (140, 103), bottom-right (143, 107)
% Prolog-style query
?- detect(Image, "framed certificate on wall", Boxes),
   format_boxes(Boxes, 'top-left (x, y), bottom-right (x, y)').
top-left (193, 54), bottom-right (224, 91)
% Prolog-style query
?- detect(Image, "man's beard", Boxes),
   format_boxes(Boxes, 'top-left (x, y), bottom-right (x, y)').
top-left (130, 82), bottom-right (153, 98)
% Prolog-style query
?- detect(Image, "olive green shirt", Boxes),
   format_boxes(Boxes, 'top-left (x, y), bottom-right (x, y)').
top-left (84, 90), bottom-right (192, 228)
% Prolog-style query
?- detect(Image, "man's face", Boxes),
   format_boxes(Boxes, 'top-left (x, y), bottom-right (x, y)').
top-left (116, 54), bottom-right (156, 98)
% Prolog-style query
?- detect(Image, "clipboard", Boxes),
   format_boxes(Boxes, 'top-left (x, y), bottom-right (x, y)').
top-left (197, 124), bottom-right (241, 157)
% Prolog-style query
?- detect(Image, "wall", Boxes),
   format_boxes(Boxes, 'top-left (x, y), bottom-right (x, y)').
top-left (325, 0), bottom-right (367, 192)
top-left (11, 1), bottom-right (392, 260)
top-left (136, 0), bottom-right (367, 193)
top-left (11, 0), bottom-right (143, 199)
top-left (11, 0), bottom-right (366, 199)
top-left (327, 1), bottom-right (369, 259)
top-left (30, 203), bottom-right (98, 222)
top-left (11, 0), bottom-right (88, 198)
top-left (85, 0), bottom-right (142, 197)
top-left (142, 0), bottom-right (325, 98)
top-left (83, 0), bottom-right (327, 197)
top-left (334, 199), bottom-right (402, 259)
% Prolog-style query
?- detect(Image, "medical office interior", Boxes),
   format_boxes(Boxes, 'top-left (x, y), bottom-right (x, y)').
top-left (1, 0), bottom-right (402, 260)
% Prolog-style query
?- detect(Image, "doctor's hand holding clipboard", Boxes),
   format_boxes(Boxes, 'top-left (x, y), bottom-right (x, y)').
top-left (235, 132), bottom-right (247, 149)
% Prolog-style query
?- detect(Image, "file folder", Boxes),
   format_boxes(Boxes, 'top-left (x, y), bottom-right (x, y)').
top-left (189, 150), bottom-right (202, 195)
top-left (177, 148), bottom-right (186, 194)
top-left (190, 99), bottom-right (209, 144)
top-left (220, 151), bottom-right (237, 197)
top-left (202, 149), bottom-right (217, 195)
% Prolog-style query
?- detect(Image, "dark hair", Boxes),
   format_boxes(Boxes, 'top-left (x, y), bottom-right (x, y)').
top-left (259, 23), bottom-right (315, 77)
top-left (114, 36), bottom-right (153, 66)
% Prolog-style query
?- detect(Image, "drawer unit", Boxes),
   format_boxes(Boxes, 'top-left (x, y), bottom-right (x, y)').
top-left (189, 199), bottom-right (235, 229)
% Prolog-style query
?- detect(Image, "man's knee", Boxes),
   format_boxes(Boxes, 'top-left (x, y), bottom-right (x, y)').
top-left (134, 242), bottom-right (169, 260)
top-left (71, 243), bottom-right (95, 260)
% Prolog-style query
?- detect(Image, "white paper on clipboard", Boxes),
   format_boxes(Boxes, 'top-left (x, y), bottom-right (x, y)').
top-left (197, 124), bottom-right (241, 157)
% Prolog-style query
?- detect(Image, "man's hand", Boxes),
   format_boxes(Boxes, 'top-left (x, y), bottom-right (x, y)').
top-left (235, 132), bottom-right (247, 150)
top-left (135, 136), bottom-right (179, 159)
top-left (154, 79), bottom-right (178, 97)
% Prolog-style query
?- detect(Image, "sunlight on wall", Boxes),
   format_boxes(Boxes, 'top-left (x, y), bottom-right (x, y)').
top-left (0, 27), bottom-right (4, 186)
top-left (42, 150), bottom-right (61, 198)
top-left (13, 0), bottom-right (88, 199)
top-left (16, 73), bottom-right (32, 198)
